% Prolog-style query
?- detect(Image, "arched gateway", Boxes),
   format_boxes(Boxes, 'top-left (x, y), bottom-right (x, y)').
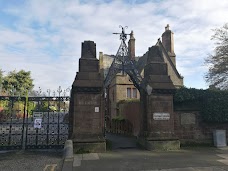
top-left (69, 26), bottom-right (181, 152)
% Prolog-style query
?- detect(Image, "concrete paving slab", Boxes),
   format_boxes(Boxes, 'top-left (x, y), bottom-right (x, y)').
top-left (218, 147), bottom-right (228, 151)
top-left (140, 167), bottom-right (195, 171)
top-left (73, 158), bottom-right (81, 167)
top-left (142, 167), bottom-right (227, 171)
top-left (71, 134), bottom-right (228, 171)
top-left (82, 153), bottom-right (99, 160)
top-left (73, 154), bottom-right (82, 167)
top-left (218, 159), bottom-right (228, 166)
top-left (62, 159), bottom-right (73, 171)
top-left (72, 153), bottom-right (99, 167)
top-left (217, 147), bottom-right (228, 154)
top-left (74, 154), bottom-right (82, 160)
top-left (217, 154), bottom-right (228, 159)
top-left (73, 148), bottom-right (228, 171)
top-left (189, 167), bottom-right (226, 171)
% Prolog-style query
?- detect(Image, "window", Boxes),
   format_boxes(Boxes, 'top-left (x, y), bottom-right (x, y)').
top-left (127, 88), bottom-right (137, 99)
top-left (132, 88), bottom-right (137, 98)
top-left (127, 88), bottom-right (131, 98)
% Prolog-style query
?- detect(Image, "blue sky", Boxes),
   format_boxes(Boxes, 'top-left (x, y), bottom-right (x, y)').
top-left (0, 0), bottom-right (228, 94)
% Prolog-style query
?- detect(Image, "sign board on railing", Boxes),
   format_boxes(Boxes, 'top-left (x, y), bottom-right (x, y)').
top-left (33, 112), bottom-right (43, 119)
top-left (34, 118), bottom-right (42, 129)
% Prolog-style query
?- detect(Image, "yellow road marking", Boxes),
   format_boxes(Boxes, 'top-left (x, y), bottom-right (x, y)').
top-left (43, 164), bottom-right (57, 171)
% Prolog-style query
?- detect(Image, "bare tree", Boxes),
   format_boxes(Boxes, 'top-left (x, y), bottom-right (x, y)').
top-left (205, 23), bottom-right (228, 90)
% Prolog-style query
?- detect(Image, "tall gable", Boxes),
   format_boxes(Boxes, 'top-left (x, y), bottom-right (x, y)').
top-left (135, 39), bottom-right (183, 88)
top-left (156, 39), bottom-right (183, 88)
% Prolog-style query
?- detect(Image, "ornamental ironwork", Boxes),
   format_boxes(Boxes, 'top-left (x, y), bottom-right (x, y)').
top-left (0, 86), bottom-right (70, 150)
top-left (104, 26), bottom-right (145, 91)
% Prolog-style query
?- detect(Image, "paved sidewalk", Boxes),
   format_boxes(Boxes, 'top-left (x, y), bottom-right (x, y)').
top-left (66, 133), bottom-right (228, 171)
top-left (106, 133), bottom-right (137, 150)
top-left (72, 147), bottom-right (228, 171)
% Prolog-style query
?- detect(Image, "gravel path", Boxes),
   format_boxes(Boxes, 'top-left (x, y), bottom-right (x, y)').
top-left (0, 150), bottom-right (63, 171)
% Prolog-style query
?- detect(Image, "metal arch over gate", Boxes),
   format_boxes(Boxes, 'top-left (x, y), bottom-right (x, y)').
top-left (0, 95), bottom-right (70, 150)
top-left (104, 25), bottom-right (147, 91)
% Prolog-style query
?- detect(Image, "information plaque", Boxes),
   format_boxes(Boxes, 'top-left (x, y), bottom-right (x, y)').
top-left (153, 113), bottom-right (170, 120)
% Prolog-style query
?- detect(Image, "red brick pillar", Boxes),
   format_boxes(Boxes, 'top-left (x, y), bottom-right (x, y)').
top-left (69, 41), bottom-right (106, 153)
top-left (139, 45), bottom-right (180, 150)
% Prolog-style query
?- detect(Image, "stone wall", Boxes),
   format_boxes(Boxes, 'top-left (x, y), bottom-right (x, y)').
top-left (174, 110), bottom-right (228, 145)
top-left (119, 100), bottom-right (228, 145)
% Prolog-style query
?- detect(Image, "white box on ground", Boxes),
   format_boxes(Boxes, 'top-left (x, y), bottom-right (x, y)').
top-left (213, 130), bottom-right (227, 147)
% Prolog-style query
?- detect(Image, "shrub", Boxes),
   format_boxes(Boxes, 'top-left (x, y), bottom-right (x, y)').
top-left (174, 87), bottom-right (228, 123)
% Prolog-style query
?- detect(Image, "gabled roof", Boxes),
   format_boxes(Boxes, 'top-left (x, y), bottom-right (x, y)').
top-left (136, 39), bottom-right (183, 80)
top-left (136, 52), bottom-right (148, 73)
top-left (156, 39), bottom-right (183, 79)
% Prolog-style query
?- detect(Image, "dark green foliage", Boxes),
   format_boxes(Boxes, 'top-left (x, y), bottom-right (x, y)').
top-left (117, 99), bottom-right (140, 106)
top-left (174, 87), bottom-right (228, 123)
top-left (0, 70), bottom-right (4, 95)
top-left (33, 101), bottom-right (57, 112)
top-left (0, 69), bottom-right (3, 87)
top-left (2, 70), bottom-right (34, 95)
top-left (201, 90), bottom-right (228, 122)
top-left (27, 101), bottom-right (36, 115)
top-left (174, 87), bottom-right (205, 103)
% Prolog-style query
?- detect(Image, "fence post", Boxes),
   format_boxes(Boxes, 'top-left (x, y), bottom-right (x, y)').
top-left (22, 97), bottom-right (26, 150)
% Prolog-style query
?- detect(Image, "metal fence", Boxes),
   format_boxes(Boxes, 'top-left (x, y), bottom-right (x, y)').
top-left (106, 119), bottom-right (133, 135)
top-left (0, 96), bottom-right (70, 150)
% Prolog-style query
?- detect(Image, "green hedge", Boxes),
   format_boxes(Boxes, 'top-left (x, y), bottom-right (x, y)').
top-left (117, 99), bottom-right (140, 106)
top-left (115, 99), bottom-right (140, 121)
top-left (174, 87), bottom-right (228, 123)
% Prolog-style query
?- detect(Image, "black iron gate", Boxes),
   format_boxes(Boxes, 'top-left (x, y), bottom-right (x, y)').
top-left (0, 95), bottom-right (70, 150)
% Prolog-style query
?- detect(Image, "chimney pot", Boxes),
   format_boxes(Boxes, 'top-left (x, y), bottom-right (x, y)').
top-left (162, 25), bottom-right (176, 66)
top-left (128, 30), bottom-right (135, 60)
top-left (165, 24), bottom-right (170, 31)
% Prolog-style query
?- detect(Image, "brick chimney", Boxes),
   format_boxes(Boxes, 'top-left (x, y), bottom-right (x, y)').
top-left (128, 30), bottom-right (135, 60)
top-left (162, 24), bottom-right (176, 66)
top-left (79, 41), bottom-right (99, 72)
top-left (81, 41), bottom-right (96, 59)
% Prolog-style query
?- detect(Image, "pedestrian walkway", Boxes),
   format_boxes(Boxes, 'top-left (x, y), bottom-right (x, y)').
top-left (60, 134), bottom-right (228, 171)
top-left (72, 146), bottom-right (228, 171)
top-left (105, 133), bottom-right (137, 150)
top-left (73, 153), bottom-right (99, 167)
top-left (142, 167), bottom-right (228, 171)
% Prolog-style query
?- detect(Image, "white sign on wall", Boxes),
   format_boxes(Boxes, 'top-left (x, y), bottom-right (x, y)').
top-left (153, 113), bottom-right (170, 120)
top-left (34, 118), bottom-right (42, 128)
top-left (95, 107), bottom-right (99, 113)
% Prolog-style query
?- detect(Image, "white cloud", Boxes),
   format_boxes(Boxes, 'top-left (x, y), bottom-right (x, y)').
top-left (0, 0), bottom-right (228, 93)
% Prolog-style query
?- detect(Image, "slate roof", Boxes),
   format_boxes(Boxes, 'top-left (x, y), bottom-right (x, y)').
top-left (135, 39), bottom-right (183, 80)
